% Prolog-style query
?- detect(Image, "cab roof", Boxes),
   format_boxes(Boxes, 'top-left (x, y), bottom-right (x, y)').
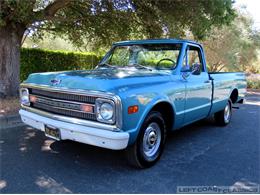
top-left (113, 39), bottom-right (201, 47)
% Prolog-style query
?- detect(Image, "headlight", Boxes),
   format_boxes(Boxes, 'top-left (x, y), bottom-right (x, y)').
top-left (20, 88), bottom-right (30, 106)
top-left (100, 103), bottom-right (113, 120)
top-left (96, 98), bottom-right (115, 124)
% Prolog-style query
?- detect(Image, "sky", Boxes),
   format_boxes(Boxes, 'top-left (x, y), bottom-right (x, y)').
top-left (235, 0), bottom-right (260, 30)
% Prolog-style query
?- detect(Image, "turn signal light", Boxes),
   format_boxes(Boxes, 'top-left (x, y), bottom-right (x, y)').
top-left (29, 95), bottom-right (37, 103)
top-left (128, 105), bottom-right (139, 114)
top-left (80, 104), bottom-right (94, 113)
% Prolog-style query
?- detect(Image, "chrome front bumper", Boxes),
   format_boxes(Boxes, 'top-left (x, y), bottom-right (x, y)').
top-left (19, 109), bottom-right (129, 150)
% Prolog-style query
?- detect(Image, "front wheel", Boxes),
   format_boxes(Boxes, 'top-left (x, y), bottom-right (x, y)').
top-left (125, 111), bottom-right (166, 168)
top-left (214, 99), bottom-right (232, 126)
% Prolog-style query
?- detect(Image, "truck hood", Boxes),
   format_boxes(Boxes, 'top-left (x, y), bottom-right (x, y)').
top-left (24, 68), bottom-right (172, 93)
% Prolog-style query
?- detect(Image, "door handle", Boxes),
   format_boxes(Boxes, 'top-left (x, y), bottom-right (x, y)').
top-left (204, 80), bottom-right (210, 83)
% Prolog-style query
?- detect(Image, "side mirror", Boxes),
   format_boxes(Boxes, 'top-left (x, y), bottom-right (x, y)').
top-left (191, 63), bottom-right (201, 75)
top-left (180, 66), bottom-right (190, 72)
top-left (180, 66), bottom-right (190, 80)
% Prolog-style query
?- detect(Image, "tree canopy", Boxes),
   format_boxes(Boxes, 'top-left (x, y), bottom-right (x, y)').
top-left (203, 12), bottom-right (260, 73)
top-left (1, 0), bottom-right (236, 47)
top-left (0, 0), bottom-right (236, 97)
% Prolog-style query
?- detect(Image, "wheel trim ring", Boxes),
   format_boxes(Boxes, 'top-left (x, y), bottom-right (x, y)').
top-left (142, 122), bottom-right (162, 159)
top-left (224, 102), bottom-right (231, 123)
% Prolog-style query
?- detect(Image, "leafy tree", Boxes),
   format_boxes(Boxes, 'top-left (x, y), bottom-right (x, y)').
top-left (0, 0), bottom-right (235, 97)
top-left (203, 13), bottom-right (260, 73)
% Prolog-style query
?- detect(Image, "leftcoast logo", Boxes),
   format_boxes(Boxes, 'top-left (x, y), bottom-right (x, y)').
top-left (50, 79), bottom-right (61, 85)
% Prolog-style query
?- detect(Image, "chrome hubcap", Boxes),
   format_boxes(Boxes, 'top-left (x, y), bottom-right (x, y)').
top-left (143, 122), bottom-right (161, 158)
top-left (224, 102), bottom-right (231, 123)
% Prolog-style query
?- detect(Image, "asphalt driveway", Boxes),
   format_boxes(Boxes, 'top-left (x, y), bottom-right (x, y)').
top-left (0, 91), bottom-right (259, 193)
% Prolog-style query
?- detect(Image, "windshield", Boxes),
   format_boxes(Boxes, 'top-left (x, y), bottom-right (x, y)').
top-left (101, 43), bottom-right (182, 70)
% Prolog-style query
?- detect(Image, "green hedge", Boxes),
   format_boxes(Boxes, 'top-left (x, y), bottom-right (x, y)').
top-left (246, 74), bottom-right (260, 89)
top-left (247, 79), bottom-right (260, 89)
top-left (20, 48), bottom-right (102, 81)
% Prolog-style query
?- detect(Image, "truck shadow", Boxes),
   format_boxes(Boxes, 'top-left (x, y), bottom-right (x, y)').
top-left (48, 116), bottom-right (216, 167)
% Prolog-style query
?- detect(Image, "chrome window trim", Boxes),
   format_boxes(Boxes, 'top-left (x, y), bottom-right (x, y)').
top-left (20, 83), bottom-right (123, 130)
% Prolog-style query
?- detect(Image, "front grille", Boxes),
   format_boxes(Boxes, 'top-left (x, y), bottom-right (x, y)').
top-left (28, 88), bottom-right (97, 121)
top-left (30, 88), bottom-right (96, 104)
top-left (32, 102), bottom-right (97, 121)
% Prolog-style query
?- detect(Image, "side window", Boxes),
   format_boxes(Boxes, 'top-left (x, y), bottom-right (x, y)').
top-left (182, 46), bottom-right (204, 72)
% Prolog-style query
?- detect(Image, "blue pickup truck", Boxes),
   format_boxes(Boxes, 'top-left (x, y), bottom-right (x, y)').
top-left (19, 39), bottom-right (246, 168)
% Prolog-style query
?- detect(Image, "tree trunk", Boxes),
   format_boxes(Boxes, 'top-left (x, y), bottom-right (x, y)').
top-left (0, 25), bottom-right (25, 98)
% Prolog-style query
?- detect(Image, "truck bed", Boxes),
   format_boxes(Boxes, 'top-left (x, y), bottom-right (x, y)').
top-left (209, 72), bottom-right (247, 115)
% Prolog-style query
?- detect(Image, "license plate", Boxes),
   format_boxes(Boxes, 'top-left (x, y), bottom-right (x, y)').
top-left (45, 125), bottom-right (60, 140)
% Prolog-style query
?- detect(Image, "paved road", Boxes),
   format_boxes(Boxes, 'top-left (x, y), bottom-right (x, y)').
top-left (0, 92), bottom-right (259, 193)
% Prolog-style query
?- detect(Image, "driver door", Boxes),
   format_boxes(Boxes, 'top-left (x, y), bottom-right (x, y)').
top-left (182, 45), bottom-right (212, 124)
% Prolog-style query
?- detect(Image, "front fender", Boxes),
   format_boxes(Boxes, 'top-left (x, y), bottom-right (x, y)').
top-left (124, 94), bottom-right (175, 145)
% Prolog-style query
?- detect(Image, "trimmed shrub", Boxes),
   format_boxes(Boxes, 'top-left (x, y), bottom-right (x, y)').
top-left (20, 48), bottom-right (102, 81)
top-left (247, 79), bottom-right (260, 89)
top-left (247, 74), bottom-right (260, 89)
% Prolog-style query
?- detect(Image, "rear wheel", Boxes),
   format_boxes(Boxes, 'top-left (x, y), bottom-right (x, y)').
top-left (214, 99), bottom-right (232, 126)
top-left (126, 111), bottom-right (166, 168)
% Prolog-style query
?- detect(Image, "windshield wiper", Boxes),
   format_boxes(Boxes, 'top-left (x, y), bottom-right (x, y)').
top-left (96, 63), bottom-right (116, 69)
top-left (127, 63), bottom-right (153, 71)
